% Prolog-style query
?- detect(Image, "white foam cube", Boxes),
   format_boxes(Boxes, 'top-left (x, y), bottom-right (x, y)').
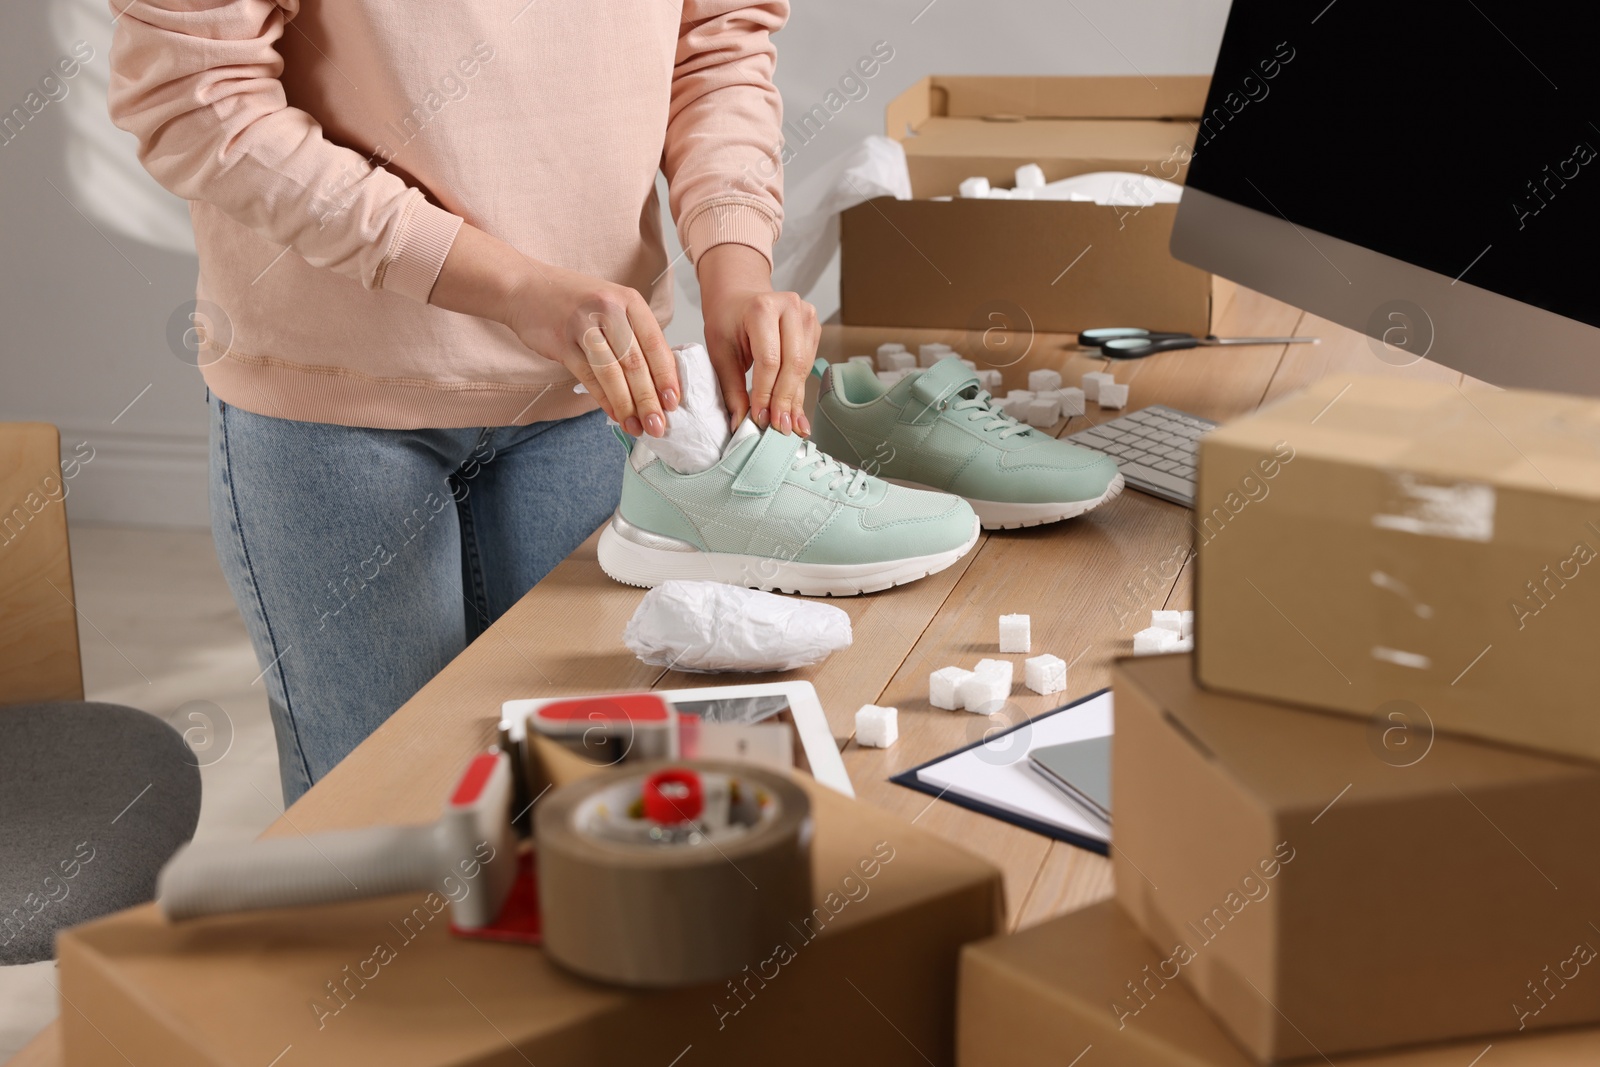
top-left (855, 704), bottom-right (898, 748)
top-left (986, 187), bottom-right (1013, 199)
top-left (918, 343), bottom-right (955, 367)
top-left (975, 658), bottom-right (1014, 686)
top-left (976, 369), bottom-right (1003, 392)
top-left (1015, 163), bottom-right (1047, 189)
top-left (1172, 636), bottom-right (1194, 653)
top-left (876, 370), bottom-right (909, 387)
top-left (1133, 626), bottom-right (1182, 655)
top-left (1006, 389), bottom-right (1035, 402)
top-left (886, 351), bottom-right (917, 373)
top-left (848, 355), bottom-right (876, 367)
top-left (1098, 382), bottom-right (1130, 409)
top-left (959, 176), bottom-right (991, 199)
top-left (961, 659), bottom-right (1014, 714)
top-left (959, 358), bottom-right (977, 370)
top-left (1056, 386), bottom-right (1086, 417)
top-left (1024, 654), bottom-right (1067, 696)
top-left (1000, 396), bottom-right (1029, 419)
top-left (1082, 372), bottom-right (1115, 402)
top-left (999, 614), bottom-right (1031, 653)
top-left (1026, 397), bottom-right (1062, 427)
top-left (1180, 610), bottom-right (1194, 638)
top-left (877, 341), bottom-right (907, 357)
top-left (1151, 610), bottom-right (1184, 633)
top-left (929, 666), bottom-right (972, 710)
top-left (1027, 369), bottom-right (1062, 393)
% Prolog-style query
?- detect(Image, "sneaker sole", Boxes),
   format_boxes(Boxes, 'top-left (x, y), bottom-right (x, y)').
top-left (886, 473), bottom-right (1126, 530)
top-left (597, 514), bottom-right (981, 597)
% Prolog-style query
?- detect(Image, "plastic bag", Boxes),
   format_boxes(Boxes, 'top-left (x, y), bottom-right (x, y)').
top-left (623, 581), bottom-right (853, 673)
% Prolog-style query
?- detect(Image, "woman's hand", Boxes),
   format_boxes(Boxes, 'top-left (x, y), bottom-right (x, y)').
top-left (431, 224), bottom-right (679, 437)
top-left (698, 243), bottom-right (819, 436)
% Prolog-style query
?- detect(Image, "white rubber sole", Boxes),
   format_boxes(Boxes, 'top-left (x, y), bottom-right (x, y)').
top-left (886, 474), bottom-right (1126, 530)
top-left (597, 515), bottom-right (981, 597)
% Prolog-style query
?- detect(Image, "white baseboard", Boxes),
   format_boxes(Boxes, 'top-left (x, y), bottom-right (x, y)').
top-left (54, 425), bottom-right (210, 530)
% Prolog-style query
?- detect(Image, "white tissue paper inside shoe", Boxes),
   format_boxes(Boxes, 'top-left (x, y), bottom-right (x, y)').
top-left (650, 343), bottom-right (731, 475)
top-left (624, 581), bottom-right (853, 673)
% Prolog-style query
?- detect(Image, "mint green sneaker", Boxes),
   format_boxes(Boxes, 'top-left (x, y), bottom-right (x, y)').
top-left (598, 421), bottom-right (980, 596)
top-left (809, 358), bottom-right (1124, 530)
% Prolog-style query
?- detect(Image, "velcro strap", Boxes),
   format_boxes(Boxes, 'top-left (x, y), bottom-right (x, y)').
top-left (908, 358), bottom-right (980, 414)
top-left (731, 428), bottom-right (802, 497)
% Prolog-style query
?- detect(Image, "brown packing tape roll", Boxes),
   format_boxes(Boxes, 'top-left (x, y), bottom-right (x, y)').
top-left (536, 761), bottom-right (812, 989)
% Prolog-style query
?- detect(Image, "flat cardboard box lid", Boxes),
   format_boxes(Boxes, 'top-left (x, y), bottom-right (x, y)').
top-left (60, 777), bottom-right (1002, 1066)
top-left (1208, 376), bottom-right (1600, 499)
top-left (1118, 655), bottom-right (1596, 814)
top-left (961, 901), bottom-right (1600, 1066)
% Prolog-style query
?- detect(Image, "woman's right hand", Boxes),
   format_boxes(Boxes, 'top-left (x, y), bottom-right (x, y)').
top-left (431, 223), bottom-right (680, 437)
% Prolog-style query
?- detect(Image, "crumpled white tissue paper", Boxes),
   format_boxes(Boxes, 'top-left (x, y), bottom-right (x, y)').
top-left (623, 580), bottom-right (853, 673)
top-left (649, 343), bottom-right (731, 475)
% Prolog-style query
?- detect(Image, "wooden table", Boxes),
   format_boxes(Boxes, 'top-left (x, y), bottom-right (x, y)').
top-left (15, 280), bottom-right (1472, 1066)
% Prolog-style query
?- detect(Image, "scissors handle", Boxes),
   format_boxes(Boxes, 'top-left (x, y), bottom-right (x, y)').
top-left (1101, 336), bottom-right (1200, 359)
top-left (1079, 327), bottom-right (1191, 346)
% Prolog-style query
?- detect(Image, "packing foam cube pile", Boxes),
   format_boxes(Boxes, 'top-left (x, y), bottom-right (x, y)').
top-left (929, 666), bottom-right (972, 710)
top-left (855, 704), bottom-right (899, 748)
top-left (1082, 371), bottom-right (1116, 402)
top-left (1133, 609), bottom-right (1195, 655)
top-left (999, 613), bottom-right (1031, 653)
top-left (1024, 654), bottom-right (1067, 696)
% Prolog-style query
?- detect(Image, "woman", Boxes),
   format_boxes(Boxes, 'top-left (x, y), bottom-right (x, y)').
top-left (109, 0), bottom-right (816, 803)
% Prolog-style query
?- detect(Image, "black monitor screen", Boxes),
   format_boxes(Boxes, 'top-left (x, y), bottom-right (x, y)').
top-left (1185, 1), bottom-right (1599, 330)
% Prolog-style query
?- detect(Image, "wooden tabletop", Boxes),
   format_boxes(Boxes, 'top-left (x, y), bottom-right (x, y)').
top-left (14, 280), bottom-right (1472, 1066)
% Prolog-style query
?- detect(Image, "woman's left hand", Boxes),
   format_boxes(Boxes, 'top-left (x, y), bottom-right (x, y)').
top-left (698, 243), bottom-right (820, 436)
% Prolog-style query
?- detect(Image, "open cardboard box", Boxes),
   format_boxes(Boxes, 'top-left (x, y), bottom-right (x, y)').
top-left (840, 75), bottom-right (1213, 335)
top-left (58, 737), bottom-right (1003, 1066)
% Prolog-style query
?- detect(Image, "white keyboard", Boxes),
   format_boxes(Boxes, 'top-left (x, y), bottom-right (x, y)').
top-left (1063, 404), bottom-right (1216, 508)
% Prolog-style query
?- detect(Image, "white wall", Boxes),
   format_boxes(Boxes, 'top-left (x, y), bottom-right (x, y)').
top-left (0, 0), bottom-right (1228, 528)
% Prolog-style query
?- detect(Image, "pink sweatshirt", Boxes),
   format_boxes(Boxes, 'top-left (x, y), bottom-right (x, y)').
top-left (109, 0), bottom-right (787, 428)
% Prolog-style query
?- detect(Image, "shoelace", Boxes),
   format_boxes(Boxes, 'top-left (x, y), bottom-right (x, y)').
top-left (791, 439), bottom-right (870, 497)
top-left (950, 390), bottom-right (1030, 440)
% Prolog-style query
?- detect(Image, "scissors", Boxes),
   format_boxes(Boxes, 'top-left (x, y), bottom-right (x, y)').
top-left (1079, 327), bottom-right (1320, 360)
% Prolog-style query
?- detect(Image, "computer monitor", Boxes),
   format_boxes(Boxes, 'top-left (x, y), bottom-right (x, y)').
top-left (1172, 1), bottom-right (1600, 394)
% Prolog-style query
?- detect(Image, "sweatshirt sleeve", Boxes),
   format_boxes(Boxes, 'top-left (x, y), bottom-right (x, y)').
top-left (106, 0), bottom-right (462, 303)
top-left (665, 0), bottom-right (788, 269)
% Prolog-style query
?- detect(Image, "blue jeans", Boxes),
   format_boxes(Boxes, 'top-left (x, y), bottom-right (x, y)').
top-left (209, 396), bottom-right (622, 806)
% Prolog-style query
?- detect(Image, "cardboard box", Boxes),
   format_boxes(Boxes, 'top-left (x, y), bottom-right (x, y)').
top-left (1111, 654), bottom-right (1600, 1063)
top-left (59, 773), bottom-right (1003, 1066)
top-left (959, 900), bottom-right (1600, 1067)
top-left (839, 76), bottom-right (1212, 335)
top-left (1195, 375), bottom-right (1600, 761)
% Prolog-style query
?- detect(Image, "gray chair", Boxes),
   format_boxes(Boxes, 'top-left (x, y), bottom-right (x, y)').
top-left (0, 423), bottom-right (202, 964)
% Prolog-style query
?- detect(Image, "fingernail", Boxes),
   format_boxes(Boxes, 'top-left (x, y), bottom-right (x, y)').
top-left (756, 407), bottom-right (770, 428)
top-left (662, 388), bottom-right (679, 411)
top-left (624, 416), bottom-right (644, 437)
top-left (797, 413), bottom-right (811, 436)
top-left (644, 412), bottom-right (664, 437)
top-left (777, 410), bottom-right (792, 434)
